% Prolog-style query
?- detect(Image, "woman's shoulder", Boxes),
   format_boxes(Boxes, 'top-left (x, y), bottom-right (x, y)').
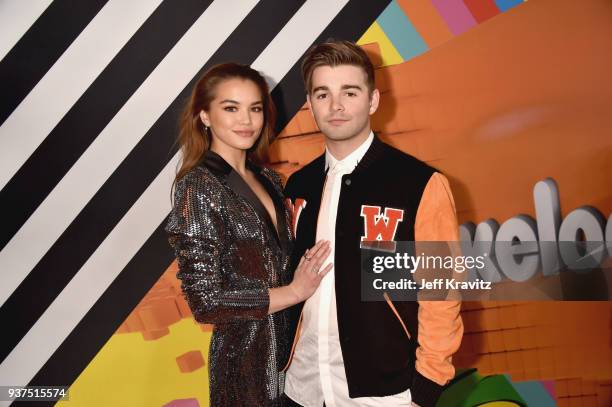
top-left (259, 166), bottom-right (285, 191)
top-left (173, 165), bottom-right (226, 207)
top-left (167, 165), bottom-right (228, 234)
top-left (177, 164), bottom-right (223, 189)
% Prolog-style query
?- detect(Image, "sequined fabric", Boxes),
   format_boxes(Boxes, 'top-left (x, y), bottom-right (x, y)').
top-left (166, 153), bottom-right (294, 407)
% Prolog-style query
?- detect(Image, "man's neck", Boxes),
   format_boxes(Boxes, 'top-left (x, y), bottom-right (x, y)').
top-left (325, 128), bottom-right (372, 161)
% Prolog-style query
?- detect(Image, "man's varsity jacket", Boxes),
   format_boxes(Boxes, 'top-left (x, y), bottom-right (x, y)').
top-left (282, 136), bottom-right (464, 407)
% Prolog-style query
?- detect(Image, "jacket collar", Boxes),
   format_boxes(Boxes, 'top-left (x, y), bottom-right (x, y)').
top-left (315, 133), bottom-right (386, 177)
top-left (199, 150), bottom-right (288, 251)
top-left (352, 134), bottom-right (386, 176)
top-left (200, 149), bottom-right (244, 175)
top-left (325, 131), bottom-right (374, 172)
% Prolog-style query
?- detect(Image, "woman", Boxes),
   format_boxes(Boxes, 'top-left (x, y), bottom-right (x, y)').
top-left (165, 63), bottom-right (332, 406)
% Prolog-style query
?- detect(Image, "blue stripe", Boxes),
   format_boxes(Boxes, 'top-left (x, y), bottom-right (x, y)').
top-left (377, 1), bottom-right (428, 61)
top-left (495, 0), bottom-right (523, 12)
top-left (512, 381), bottom-right (556, 407)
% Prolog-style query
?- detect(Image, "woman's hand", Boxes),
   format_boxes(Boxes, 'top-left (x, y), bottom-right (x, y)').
top-left (288, 240), bottom-right (333, 302)
top-left (267, 240), bottom-right (332, 314)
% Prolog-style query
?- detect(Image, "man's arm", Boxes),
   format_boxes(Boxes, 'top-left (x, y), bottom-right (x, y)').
top-left (411, 172), bottom-right (464, 407)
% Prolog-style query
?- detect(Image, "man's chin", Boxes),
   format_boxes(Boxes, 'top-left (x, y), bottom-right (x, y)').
top-left (321, 129), bottom-right (355, 141)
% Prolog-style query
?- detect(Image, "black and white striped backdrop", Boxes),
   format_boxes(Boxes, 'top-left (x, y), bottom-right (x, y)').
top-left (0, 0), bottom-right (391, 402)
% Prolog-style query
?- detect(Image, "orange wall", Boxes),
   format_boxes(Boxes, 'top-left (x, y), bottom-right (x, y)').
top-left (271, 0), bottom-right (612, 225)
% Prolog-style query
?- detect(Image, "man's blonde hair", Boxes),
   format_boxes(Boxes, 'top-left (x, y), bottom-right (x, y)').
top-left (301, 39), bottom-right (375, 94)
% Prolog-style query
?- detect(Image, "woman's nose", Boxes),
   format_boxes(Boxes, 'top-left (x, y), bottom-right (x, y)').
top-left (238, 110), bottom-right (252, 125)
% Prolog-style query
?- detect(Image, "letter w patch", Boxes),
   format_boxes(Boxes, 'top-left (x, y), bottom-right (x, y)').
top-left (285, 198), bottom-right (307, 237)
top-left (360, 205), bottom-right (404, 252)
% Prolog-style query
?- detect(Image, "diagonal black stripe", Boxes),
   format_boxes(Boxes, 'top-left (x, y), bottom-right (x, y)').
top-left (25, 221), bottom-right (175, 400)
top-left (22, 0), bottom-right (393, 398)
top-left (0, 0), bottom-right (214, 251)
top-left (0, 0), bottom-right (306, 367)
top-left (0, 0), bottom-right (109, 126)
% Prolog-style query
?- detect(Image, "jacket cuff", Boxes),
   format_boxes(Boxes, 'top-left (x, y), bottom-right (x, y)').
top-left (411, 370), bottom-right (445, 407)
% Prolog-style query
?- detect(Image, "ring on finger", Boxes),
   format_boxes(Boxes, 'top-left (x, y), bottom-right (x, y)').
top-left (303, 252), bottom-right (312, 261)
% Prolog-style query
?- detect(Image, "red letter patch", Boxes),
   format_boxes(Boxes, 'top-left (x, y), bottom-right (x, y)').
top-left (285, 198), bottom-right (307, 237)
top-left (360, 205), bottom-right (404, 251)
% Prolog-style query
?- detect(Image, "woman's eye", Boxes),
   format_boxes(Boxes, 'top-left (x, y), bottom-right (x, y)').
top-left (224, 106), bottom-right (237, 112)
top-left (252, 106), bottom-right (263, 112)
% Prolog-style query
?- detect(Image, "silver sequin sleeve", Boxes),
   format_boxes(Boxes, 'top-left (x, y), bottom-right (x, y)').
top-left (166, 170), bottom-right (270, 323)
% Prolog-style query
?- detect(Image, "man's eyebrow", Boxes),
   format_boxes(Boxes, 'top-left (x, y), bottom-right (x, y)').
top-left (311, 86), bottom-right (329, 93)
top-left (311, 84), bottom-right (363, 93)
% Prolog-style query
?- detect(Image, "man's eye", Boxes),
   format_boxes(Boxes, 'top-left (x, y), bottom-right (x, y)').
top-left (346, 92), bottom-right (356, 97)
top-left (316, 93), bottom-right (327, 99)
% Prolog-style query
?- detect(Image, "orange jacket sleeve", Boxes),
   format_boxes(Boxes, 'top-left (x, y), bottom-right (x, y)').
top-left (411, 172), bottom-right (464, 405)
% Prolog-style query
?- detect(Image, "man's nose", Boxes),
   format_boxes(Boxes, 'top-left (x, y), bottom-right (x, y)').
top-left (330, 95), bottom-right (344, 112)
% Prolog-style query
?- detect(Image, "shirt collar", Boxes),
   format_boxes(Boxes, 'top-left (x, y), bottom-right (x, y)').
top-left (325, 131), bottom-right (374, 173)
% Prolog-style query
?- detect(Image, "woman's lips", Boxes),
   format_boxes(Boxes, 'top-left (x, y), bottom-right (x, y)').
top-left (233, 130), bottom-right (255, 138)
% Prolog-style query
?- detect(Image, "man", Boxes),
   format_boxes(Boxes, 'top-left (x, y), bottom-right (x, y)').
top-left (282, 40), bottom-right (463, 407)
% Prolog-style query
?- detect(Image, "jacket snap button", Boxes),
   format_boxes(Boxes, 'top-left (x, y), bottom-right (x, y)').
top-left (344, 178), bottom-right (351, 186)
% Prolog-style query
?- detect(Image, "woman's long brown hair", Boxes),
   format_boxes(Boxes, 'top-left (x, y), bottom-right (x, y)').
top-left (174, 63), bottom-right (276, 183)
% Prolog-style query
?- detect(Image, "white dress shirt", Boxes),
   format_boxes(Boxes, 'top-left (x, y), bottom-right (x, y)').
top-left (285, 132), bottom-right (412, 407)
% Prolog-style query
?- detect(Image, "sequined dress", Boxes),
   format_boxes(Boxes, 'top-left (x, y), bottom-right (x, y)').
top-left (166, 151), bottom-right (294, 406)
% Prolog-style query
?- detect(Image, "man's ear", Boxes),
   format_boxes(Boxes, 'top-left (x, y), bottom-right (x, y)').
top-left (306, 94), bottom-right (315, 119)
top-left (199, 110), bottom-right (210, 127)
top-left (369, 88), bottom-right (380, 115)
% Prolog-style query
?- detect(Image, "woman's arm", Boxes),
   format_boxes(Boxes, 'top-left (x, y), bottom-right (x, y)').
top-left (167, 170), bottom-right (332, 323)
top-left (261, 166), bottom-right (333, 314)
top-left (167, 171), bottom-right (271, 323)
top-left (268, 240), bottom-right (332, 314)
